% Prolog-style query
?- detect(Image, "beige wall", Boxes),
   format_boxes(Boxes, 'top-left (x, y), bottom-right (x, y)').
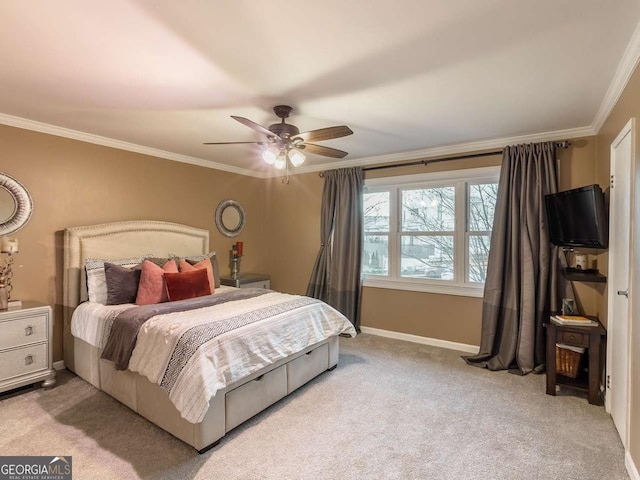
top-left (360, 154), bottom-right (500, 345)
top-left (263, 156), bottom-right (504, 345)
top-left (557, 137), bottom-right (603, 318)
top-left (594, 61), bottom-right (640, 473)
top-left (264, 145), bottom-right (598, 346)
top-left (1, 124), bottom-right (266, 362)
top-left (263, 172), bottom-right (325, 295)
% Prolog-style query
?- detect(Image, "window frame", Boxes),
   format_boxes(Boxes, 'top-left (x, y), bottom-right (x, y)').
top-left (362, 166), bottom-right (500, 298)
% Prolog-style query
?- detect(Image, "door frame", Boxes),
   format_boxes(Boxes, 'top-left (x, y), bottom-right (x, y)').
top-left (606, 117), bottom-right (636, 451)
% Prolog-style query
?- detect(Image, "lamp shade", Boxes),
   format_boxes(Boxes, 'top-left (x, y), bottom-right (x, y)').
top-left (288, 149), bottom-right (306, 167)
top-left (262, 146), bottom-right (279, 165)
top-left (0, 237), bottom-right (18, 254)
top-left (274, 156), bottom-right (286, 170)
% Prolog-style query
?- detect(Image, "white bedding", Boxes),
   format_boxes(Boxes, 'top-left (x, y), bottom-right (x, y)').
top-left (71, 286), bottom-right (237, 348)
top-left (71, 289), bottom-right (356, 423)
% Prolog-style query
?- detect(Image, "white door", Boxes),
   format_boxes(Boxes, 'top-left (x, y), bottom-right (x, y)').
top-left (606, 118), bottom-right (635, 449)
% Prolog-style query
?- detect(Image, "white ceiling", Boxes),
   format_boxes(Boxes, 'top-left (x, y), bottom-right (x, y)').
top-left (1, 1), bottom-right (640, 177)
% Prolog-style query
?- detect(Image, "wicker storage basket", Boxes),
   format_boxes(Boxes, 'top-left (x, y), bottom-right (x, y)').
top-left (556, 345), bottom-right (583, 378)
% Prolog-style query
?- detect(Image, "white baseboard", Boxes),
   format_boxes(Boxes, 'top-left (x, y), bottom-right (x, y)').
top-left (627, 451), bottom-right (640, 480)
top-left (359, 326), bottom-right (479, 354)
top-left (53, 361), bottom-right (66, 371)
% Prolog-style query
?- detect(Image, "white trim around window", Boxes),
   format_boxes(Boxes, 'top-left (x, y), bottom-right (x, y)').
top-left (362, 166), bottom-right (500, 298)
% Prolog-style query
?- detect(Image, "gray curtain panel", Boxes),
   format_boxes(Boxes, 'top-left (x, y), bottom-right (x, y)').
top-left (306, 174), bottom-right (338, 303)
top-left (306, 167), bottom-right (363, 328)
top-left (464, 142), bottom-right (558, 374)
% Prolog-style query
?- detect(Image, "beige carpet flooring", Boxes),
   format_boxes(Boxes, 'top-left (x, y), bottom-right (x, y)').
top-left (0, 334), bottom-right (628, 480)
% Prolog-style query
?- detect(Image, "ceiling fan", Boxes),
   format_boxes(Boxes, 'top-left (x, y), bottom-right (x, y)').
top-left (204, 105), bottom-right (353, 169)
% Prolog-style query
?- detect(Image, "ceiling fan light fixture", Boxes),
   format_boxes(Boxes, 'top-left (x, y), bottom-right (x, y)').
top-left (274, 155), bottom-right (287, 170)
top-left (288, 149), bottom-right (306, 167)
top-left (262, 146), bottom-right (279, 165)
top-left (205, 105), bottom-right (353, 168)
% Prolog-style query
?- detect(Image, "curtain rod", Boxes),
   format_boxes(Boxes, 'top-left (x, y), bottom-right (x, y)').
top-left (318, 141), bottom-right (571, 177)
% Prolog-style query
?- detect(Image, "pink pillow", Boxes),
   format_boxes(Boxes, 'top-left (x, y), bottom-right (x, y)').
top-left (135, 260), bottom-right (178, 305)
top-left (165, 269), bottom-right (211, 301)
top-left (178, 259), bottom-right (215, 294)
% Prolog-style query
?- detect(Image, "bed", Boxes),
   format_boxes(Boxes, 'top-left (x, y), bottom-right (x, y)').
top-left (62, 220), bottom-right (355, 452)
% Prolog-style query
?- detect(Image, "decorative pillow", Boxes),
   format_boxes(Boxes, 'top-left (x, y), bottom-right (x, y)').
top-left (165, 269), bottom-right (211, 302)
top-left (105, 262), bottom-right (143, 305)
top-left (85, 255), bottom-right (151, 304)
top-left (170, 252), bottom-right (220, 288)
top-left (146, 257), bottom-right (174, 267)
top-left (178, 259), bottom-right (215, 294)
top-left (135, 260), bottom-right (178, 305)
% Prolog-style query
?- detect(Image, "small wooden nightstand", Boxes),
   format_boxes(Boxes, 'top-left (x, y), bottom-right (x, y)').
top-left (544, 317), bottom-right (606, 405)
top-left (220, 273), bottom-right (271, 289)
top-left (0, 302), bottom-right (56, 394)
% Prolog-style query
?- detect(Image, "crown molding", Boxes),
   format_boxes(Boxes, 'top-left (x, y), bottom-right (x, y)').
top-left (269, 125), bottom-right (595, 178)
top-left (0, 96), bottom-right (615, 181)
top-left (592, 20), bottom-right (640, 133)
top-left (0, 113), bottom-right (265, 178)
top-left (0, 111), bottom-right (595, 181)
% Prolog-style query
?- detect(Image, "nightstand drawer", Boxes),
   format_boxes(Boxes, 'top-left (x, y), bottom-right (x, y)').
top-left (220, 273), bottom-right (270, 289)
top-left (0, 314), bottom-right (48, 350)
top-left (242, 280), bottom-right (270, 289)
top-left (559, 330), bottom-right (588, 347)
top-left (0, 343), bottom-right (48, 380)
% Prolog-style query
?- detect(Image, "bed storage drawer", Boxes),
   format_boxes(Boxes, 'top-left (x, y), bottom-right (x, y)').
top-left (287, 343), bottom-right (329, 393)
top-left (225, 364), bottom-right (287, 432)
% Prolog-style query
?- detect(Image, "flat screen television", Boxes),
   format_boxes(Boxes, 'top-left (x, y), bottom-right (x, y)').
top-left (544, 184), bottom-right (608, 249)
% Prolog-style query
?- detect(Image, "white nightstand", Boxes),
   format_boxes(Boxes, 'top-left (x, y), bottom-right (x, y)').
top-left (0, 302), bottom-right (56, 394)
top-left (220, 273), bottom-right (271, 289)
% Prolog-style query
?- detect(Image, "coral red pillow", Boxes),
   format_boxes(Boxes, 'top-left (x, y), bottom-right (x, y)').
top-left (178, 259), bottom-right (215, 294)
top-left (165, 268), bottom-right (211, 302)
top-left (135, 260), bottom-right (178, 305)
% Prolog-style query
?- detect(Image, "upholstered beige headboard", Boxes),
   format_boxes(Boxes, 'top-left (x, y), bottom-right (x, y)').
top-left (62, 220), bottom-right (210, 371)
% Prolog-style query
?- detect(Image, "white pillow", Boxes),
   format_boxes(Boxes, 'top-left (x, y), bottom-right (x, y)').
top-left (84, 255), bottom-right (151, 304)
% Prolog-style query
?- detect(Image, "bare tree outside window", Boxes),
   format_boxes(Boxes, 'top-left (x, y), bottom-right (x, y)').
top-left (361, 169), bottom-right (499, 290)
top-left (363, 191), bottom-right (390, 275)
top-left (468, 183), bottom-right (498, 282)
top-left (401, 187), bottom-right (455, 279)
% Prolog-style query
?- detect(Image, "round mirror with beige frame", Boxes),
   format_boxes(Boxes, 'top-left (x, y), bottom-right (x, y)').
top-left (0, 172), bottom-right (33, 236)
top-left (215, 199), bottom-right (245, 237)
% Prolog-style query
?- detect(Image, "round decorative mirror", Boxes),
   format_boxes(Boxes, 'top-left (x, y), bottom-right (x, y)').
top-left (0, 172), bottom-right (33, 236)
top-left (215, 199), bottom-right (246, 237)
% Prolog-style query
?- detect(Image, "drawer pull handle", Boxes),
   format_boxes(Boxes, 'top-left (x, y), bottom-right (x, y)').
top-left (25, 355), bottom-right (34, 366)
top-left (25, 326), bottom-right (34, 336)
top-left (255, 375), bottom-right (264, 382)
top-left (306, 351), bottom-right (313, 355)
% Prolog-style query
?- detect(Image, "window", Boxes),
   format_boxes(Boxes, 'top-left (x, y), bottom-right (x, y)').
top-left (363, 191), bottom-right (390, 276)
top-left (362, 167), bottom-right (499, 297)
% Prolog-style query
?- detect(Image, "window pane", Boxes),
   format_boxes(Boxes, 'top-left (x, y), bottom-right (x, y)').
top-left (469, 183), bottom-right (498, 231)
top-left (468, 234), bottom-right (491, 282)
top-left (364, 191), bottom-right (390, 232)
top-left (363, 235), bottom-right (389, 275)
top-left (402, 187), bottom-right (455, 232)
top-left (400, 235), bottom-right (454, 279)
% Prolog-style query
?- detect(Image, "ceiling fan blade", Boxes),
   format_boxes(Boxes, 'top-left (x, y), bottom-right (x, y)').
top-left (203, 141), bottom-right (265, 145)
top-left (231, 116), bottom-right (278, 138)
top-left (293, 126), bottom-right (353, 143)
top-left (302, 143), bottom-right (349, 159)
